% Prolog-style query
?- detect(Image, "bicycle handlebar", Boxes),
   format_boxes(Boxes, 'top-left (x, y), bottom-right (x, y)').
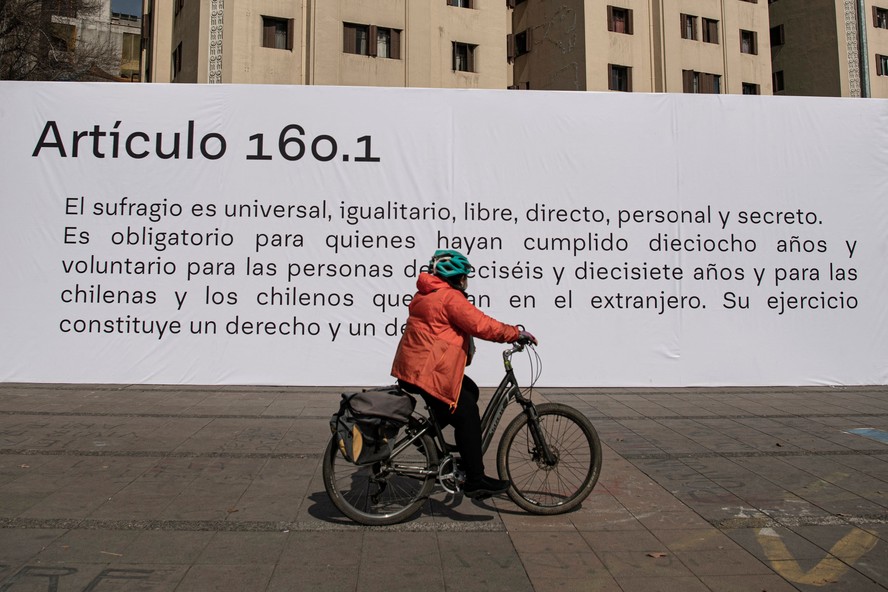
top-left (504, 339), bottom-right (532, 359)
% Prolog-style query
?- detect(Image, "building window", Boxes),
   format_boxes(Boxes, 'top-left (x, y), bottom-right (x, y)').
top-left (448, 0), bottom-right (473, 7)
top-left (607, 6), bottom-right (633, 34)
top-left (121, 32), bottom-right (140, 79)
top-left (681, 14), bottom-right (697, 40)
top-left (702, 18), bottom-right (719, 43)
top-left (877, 54), bottom-right (888, 76)
top-left (171, 42), bottom-right (183, 81)
top-left (740, 0), bottom-right (758, 3)
top-left (683, 70), bottom-right (721, 93)
top-left (740, 30), bottom-right (757, 54)
top-left (50, 0), bottom-right (78, 18)
top-left (49, 23), bottom-right (76, 53)
top-left (608, 64), bottom-right (631, 92)
top-left (742, 82), bottom-right (760, 94)
top-left (875, 7), bottom-right (888, 29)
top-left (773, 70), bottom-right (785, 92)
top-left (344, 23), bottom-right (370, 55)
top-left (453, 42), bottom-right (477, 72)
top-left (376, 27), bottom-right (390, 58)
top-left (375, 27), bottom-right (401, 59)
top-left (770, 24), bottom-right (785, 46)
top-left (509, 29), bottom-right (533, 58)
top-left (262, 17), bottom-right (293, 50)
top-left (344, 23), bottom-right (400, 58)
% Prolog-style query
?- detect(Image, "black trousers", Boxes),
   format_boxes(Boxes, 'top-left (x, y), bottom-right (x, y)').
top-left (399, 376), bottom-right (485, 481)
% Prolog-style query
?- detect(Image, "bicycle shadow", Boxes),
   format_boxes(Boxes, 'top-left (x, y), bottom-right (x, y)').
top-left (305, 490), bottom-right (498, 526)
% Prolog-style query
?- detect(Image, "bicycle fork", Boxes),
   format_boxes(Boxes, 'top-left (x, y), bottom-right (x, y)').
top-left (522, 403), bottom-right (559, 466)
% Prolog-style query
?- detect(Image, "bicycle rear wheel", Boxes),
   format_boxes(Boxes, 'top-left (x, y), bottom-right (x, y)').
top-left (496, 403), bottom-right (601, 514)
top-left (323, 426), bottom-right (438, 526)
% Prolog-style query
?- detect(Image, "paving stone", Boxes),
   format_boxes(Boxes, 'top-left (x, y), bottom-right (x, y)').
top-left (698, 573), bottom-right (802, 592)
top-left (196, 531), bottom-right (287, 565)
top-left (32, 529), bottom-right (140, 564)
top-left (172, 563), bottom-right (275, 592)
top-left (612, 575), bottom-right (711, 592)
top-left (267, 563), bottom-right (361, 592)
top-left (123, 531), bottom-right (214, 564)
top-left (437, 532), bottom-right (533, 592)
top-left (3, 384), bottom-right (888, 592)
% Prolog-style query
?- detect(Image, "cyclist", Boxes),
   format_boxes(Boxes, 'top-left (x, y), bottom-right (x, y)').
top-left (391, 249), bottom-right (537, 499)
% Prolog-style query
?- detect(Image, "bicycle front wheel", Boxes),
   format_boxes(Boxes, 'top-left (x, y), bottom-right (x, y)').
top-left (496, 403), bottom-right (601, 514)
top-left (323, 428), bottom-right (438, 526)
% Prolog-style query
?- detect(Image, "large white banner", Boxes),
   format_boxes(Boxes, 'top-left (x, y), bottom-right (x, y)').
top-left (1, 82), bottom-right (886, 386)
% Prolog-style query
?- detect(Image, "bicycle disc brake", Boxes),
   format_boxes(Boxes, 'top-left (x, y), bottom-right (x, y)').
top-left (437, 455), bottom-right (465, 494)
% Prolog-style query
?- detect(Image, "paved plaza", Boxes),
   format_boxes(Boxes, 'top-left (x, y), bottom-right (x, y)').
top-left (0, 383), bottom-right (887, 591)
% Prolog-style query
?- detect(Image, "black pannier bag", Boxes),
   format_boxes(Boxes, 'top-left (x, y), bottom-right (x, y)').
top-left (329, 386), bottom-right (416, 465)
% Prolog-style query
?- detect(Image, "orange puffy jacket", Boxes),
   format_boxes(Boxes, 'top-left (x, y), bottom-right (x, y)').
top-left (391, 273), bottom-right (521, 409)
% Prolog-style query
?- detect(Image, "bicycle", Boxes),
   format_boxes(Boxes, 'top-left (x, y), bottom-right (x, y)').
top-left (322, 341), bottom-right (602, 526)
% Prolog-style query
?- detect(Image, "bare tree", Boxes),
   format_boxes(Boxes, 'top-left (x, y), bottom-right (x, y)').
top-left (0, 0), bottom-right (122, 80)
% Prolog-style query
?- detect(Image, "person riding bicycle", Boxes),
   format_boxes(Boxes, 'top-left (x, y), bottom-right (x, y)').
top-left (391, 249), bottom-right (537, 499)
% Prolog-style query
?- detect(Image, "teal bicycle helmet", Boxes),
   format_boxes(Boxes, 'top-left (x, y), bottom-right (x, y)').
top-left (429, 249), bottom-right (473, 278)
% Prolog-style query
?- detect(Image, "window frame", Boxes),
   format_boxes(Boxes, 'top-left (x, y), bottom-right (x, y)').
top-left (770, 24), bottom-right (785, 46)
top-left (773, 70), bottom-right (785, 92)
top-left (171, 42), bottom-right (183, 81)
top-left (607, 6), bottom-right (633, 35)
top-left (343, 22), bottom-right (370, 55)
top-left (876, 54), bottom-right (888, 76)
top-left (702, 18), bottom-right (719, 44)
top-left (513, 29), bottom-right (533, 57)
top-left (262, 16), bottom-right (293, 51)
top-left (681, 14), bottom-right (697, 40)
top-left (453, 42), bottom-right (477, 72)
top-left (344, 23), bottom-right (401, 59)
top-left (742, 82), bottom-right (760, 95)
top-left (740, 29), bottom-right (758, 55)
top-left (682, 69), bottom-right (721, 94)
top-left (447, 0), bottom-right (473, 7)
top-left (874, 7), bottom-right (888, 29)
top-left (377, 27), bottom-right (392, 59)
top-left (608, 64), bottom-right (632, 92)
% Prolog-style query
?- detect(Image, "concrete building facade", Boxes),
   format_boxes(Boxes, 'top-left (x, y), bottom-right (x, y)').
top-left (140, 0), bottom-right (888, 97)
top-left (510, 0), bottom-right (773, 94)
top-left (142, 0), bottom-right (511, 88)
top-left (769, 0), bottom-right (888, 97)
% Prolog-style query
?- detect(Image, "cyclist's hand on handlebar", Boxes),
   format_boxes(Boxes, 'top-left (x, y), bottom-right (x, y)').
top-left (516, 330), bottom-right (538, 346)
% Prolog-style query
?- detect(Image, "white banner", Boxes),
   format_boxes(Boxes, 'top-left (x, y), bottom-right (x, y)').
top-left (1, 82), bottom-right (887, 386)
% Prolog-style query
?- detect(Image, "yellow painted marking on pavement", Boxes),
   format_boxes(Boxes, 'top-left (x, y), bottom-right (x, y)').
top-left (756, 527), bottom-right (878, 586)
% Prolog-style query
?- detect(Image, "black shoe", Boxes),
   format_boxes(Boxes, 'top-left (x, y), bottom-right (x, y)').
top-left (463, 475), bottom-right (510, 499)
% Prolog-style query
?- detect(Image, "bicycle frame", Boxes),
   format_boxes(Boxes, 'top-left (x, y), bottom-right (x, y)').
top-left (481, 343), bottom-right (557, 466)
top-left (389, 342), bottom-right (556, 479)
top-left (478, 344), bottom-right (526, 454)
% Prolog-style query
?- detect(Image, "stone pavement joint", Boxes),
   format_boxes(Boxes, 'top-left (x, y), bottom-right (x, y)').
top-left (1, 383), bottom-right (887, 592)
top-left (0, 517), bottom-right (508, 533)
top-left (0, 448), bottom-right (321, 460)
